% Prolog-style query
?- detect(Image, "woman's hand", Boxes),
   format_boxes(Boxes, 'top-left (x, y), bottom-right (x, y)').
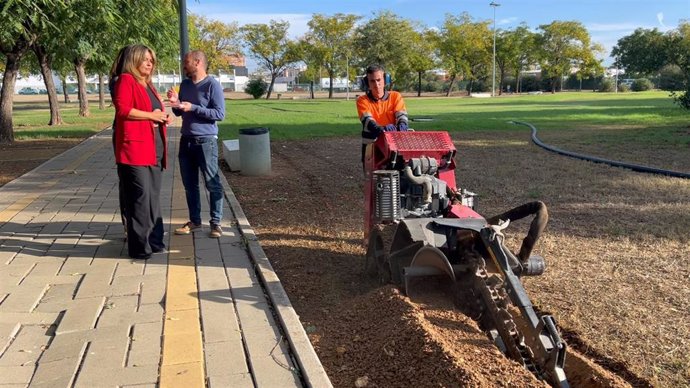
top-left (151, 109), bottom-right (169, 123)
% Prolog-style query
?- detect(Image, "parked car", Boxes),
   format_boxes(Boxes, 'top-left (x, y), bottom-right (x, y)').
top-left (18, 87), bottom-right (41, 95)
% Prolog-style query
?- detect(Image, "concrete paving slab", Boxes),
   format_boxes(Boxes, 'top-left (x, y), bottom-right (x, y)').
top-left (0, 325), bottom-right (50, 366)
top-left (29, 355), bottom-right (83, 388)
top-left (159, 362), bottom-right (205, 388)
top-left (0, 365), bottom-right (35, 384)
top-left (127, 321), bottom-right (163, 367)
top-left (204, 340), bottom-right (249, 377)
top-left (54, 297), bottom-right (104, 334)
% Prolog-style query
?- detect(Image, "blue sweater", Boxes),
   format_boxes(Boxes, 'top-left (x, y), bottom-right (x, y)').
top-left (173, 76), bottom-right (225, 137)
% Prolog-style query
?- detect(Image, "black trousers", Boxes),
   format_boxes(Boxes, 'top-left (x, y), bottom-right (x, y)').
top-left (117, 163), bottom-right (164, 259)
top-left (112, 129), bottom-right (126, 227)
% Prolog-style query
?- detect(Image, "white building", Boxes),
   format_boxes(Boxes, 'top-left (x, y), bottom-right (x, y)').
top-left (10, 68), bottom-right (249, 95)
top-left (320, 77), bottom-right (350, 90)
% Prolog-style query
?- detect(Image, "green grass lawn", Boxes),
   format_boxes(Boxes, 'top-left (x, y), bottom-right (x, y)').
top-left (218, 91), bottom-right (689, 149)
top-left (10, 91), bottom-right (689, 149)
top-left (12, 101), bottom-right (114, 140)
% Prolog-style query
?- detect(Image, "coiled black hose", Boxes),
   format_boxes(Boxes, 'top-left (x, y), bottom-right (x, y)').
top-left (511, 121), bottom-right (690, 179)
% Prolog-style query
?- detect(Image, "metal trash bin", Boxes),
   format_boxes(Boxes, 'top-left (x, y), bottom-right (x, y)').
top-left (239, 127), bottom-right (271, 176)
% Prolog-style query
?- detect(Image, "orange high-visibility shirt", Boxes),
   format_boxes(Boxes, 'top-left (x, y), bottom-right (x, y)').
top-left (356, 91), bottom-right (407, 144)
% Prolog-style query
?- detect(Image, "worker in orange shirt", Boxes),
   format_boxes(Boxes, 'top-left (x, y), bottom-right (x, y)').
top-left (356, 64), bottom-right (409, 164)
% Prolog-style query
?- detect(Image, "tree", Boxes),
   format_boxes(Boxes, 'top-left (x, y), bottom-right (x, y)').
top-left (244, 78), bottom-right (268, 99)
top-left (435, 13), bottom-right (491, 96)
top-left (494, 28), bottom-right (519, 95)
top-left (32, 40), bottom-right (64, 123)
top-left (612, 22), bottom-right (690, 109)
top-left (0, 0), bottom-right (65, 143)
top-left (302, 13), bottom-right (359, 98)
top-left (536, 21), bottom-right (601, 93)
top-left (55, 0), bottom-right (117, 117)
top-left (56, 0), bottom-right (179, 116)
top-left (189, 14), bottom-right (242, 74)
top-left (506, 24), bottom-right (538, 93)
top-left (611, 28), bottom-right (667, 76)
top-left (241, 20), bottom-right (301, 99)
top-left (494, 25), bottom-right (543, 95)
top-left (407, 29), bottom-right (436, 97)
top-left (574, 42), bottom-right (605, 91)
top-left (353, 11), bottom-right (417, 89)
top-left (666, 21), bottom-right (690, 108)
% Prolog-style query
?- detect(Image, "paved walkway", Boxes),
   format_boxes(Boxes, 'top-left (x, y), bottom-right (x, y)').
top-left (0, 129), bottom-right (330, 388)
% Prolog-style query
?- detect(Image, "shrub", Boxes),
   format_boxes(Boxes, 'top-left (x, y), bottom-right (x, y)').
top-left (520, 75), bottom-right (541, 92)
top-left (617, 83), bottom-right (631, 92)
top-left (671, 90), bottom-right (690, 110)
top-left (599, 78), bottom-right (615, 92)
top-left (466, 79), bottom-right (490, 93)
top-left (659, 65), bottom-right (685, 91)
top-left (244, 78), bottom-right (268, 99)
top-left (631, 78), bottom-right (654, 92)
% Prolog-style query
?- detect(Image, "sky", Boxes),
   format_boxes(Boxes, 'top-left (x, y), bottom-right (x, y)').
top-left (187, 0), bottom-right (690, 70)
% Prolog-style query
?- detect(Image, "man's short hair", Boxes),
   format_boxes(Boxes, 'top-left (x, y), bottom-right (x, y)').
top-left (187, 50), bottom-right (208, 70)
top-left (365, 64), bottom-right (385, 75)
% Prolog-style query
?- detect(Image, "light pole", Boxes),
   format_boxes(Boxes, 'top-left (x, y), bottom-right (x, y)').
top-left (178, 0), bottom-right (189, 59)
top-left (346, 54), bottom-right (350, 100)
top-left (490, 1), bottom-right (500, 97)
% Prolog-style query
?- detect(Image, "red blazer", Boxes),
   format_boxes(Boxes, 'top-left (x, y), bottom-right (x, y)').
top-left (114, 73), bottom-right (168, 168)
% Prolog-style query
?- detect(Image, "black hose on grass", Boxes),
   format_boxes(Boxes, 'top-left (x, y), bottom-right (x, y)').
top-left (511, 121), bottom-right (690, 179)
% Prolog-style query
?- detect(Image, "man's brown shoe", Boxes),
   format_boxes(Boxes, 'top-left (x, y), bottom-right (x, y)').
top-left (209, 224), bottom-right (222, 238)
top-left (175, 221), bottom-right (202, 235)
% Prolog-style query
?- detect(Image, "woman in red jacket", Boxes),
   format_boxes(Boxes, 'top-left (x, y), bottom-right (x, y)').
top-left (114, 44), bottom-right (172, 260)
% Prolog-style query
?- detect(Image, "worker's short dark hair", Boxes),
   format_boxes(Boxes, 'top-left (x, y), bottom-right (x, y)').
top-left (365, 64), bottom-right (385, 75)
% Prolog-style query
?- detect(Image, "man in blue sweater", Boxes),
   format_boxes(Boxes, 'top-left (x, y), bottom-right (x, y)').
top-left (168, 50), bottom-right (226, 238)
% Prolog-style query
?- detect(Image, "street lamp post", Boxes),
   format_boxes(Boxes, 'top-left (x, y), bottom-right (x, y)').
top-left (346, 54), bottom-right (349, 100)
top-left (178, 0), bottom-right (189, 59)
top-left (490, 1), bottom-right (500, 97)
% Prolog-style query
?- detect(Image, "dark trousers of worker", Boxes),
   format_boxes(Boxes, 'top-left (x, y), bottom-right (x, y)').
top-left (117, 163), bottom-right (164, 259)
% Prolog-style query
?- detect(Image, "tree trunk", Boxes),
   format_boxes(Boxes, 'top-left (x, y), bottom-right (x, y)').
top-left (310, 81), bottom-right (314, 99)
top-left (265, 73), bottom-right (276, 99)
top-left (445, 74), bottom-right (456, 97)
top-left (33, 43), bottom-right (62, 125)
top-left (98, 74), bottom-right (105, 110)
top-left (417, 71), bottom-right (422, 97)
top-left (328, 70), bottom-right (334, 99)
top-left (0, 53), bottom-right (22, 144)
top-left (514, 69), bottom-right (521, 93)
top-left (60, 74), bottom-right (70, 103)
top-left (74, 59), bottom-right (90, 116)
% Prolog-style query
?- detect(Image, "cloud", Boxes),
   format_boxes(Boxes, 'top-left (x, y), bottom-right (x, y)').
top-left (657, 12), bottom-right (666, 28)
top-left (497, 17), bottom-right (517, 26)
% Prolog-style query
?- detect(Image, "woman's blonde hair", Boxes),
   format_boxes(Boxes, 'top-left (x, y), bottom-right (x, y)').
top-left (121, 44), bottom-right (156, 83)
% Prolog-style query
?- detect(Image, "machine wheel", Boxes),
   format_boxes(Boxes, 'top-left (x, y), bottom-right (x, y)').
top-left (365, 225), bottom-right (393, 283)
top-left (364, 228), bottom-right (382, 277)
